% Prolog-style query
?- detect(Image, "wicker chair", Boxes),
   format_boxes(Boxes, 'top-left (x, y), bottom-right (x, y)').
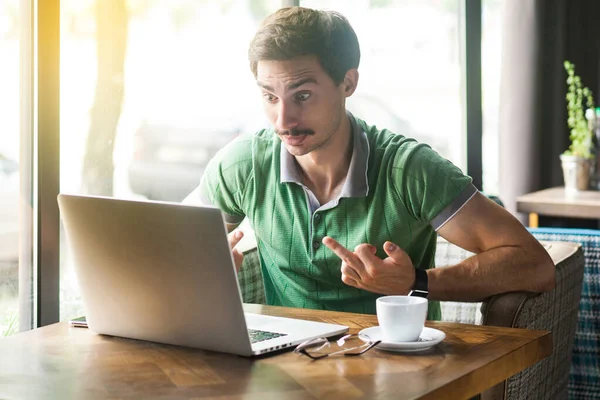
top-left (436, 238), bottom-right (584, 400)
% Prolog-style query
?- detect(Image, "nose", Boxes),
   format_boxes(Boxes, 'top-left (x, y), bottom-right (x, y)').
top-left (275, 100), bottom-right (299, 132)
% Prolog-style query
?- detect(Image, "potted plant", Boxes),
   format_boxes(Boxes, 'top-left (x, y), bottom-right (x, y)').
top-left (560, 60), bottom-right (596, 191)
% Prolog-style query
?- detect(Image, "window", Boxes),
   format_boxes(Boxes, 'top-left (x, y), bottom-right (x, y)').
top-left (301, 0), bottom-right (465, 170)
top-left (0, 0), bottom-right (34, 336)
top-left (0, 0), bottom-right (20, 335)
top-left (59, 0), bottom-right (281, 321)
top-left (481, 0), bottom-right (503, 194)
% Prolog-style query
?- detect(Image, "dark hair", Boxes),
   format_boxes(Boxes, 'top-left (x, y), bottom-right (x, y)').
top-left (248, 7), bottom-right (360, 86)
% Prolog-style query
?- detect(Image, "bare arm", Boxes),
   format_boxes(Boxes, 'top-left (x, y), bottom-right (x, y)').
top-left (430, 192), bottom-right (555, 301)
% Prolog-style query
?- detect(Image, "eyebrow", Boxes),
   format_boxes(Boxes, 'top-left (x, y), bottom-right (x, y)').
top-left (257, 78), bottom-right (318, 92)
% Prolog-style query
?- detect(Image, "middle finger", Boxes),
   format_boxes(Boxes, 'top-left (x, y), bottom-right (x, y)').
top-left (354, 244), bottom-right (380, 277)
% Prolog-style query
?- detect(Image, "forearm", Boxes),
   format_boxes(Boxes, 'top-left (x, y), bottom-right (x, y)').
top-left (427, 245), bottom-right (555, 302)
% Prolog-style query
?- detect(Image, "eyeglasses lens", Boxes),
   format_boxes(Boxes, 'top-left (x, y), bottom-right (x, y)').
top-left (296, 334), bottom-right (374, 358)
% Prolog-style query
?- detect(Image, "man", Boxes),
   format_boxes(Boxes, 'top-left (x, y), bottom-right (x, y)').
top-left (185, 7), bottom-right (554, 319)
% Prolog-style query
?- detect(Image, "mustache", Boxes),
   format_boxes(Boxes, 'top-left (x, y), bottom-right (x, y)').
top-left (277, 128), bottom-right (315, 137)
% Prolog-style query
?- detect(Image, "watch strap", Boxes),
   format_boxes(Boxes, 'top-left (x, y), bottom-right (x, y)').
top-left (409, 267), bottom-right (429, 298)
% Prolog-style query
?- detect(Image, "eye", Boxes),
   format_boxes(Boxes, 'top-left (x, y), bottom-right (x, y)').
top-left (263, 93), bottom-right (277, 104)
top-left (295, 92), bottom-right (311, 101)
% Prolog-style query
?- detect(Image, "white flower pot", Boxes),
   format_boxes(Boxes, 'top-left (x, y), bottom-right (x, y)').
top-left (560, 154), bottom-right (593, 191)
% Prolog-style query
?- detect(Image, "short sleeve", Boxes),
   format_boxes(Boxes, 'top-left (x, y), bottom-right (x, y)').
top-left (391, 143), bottom-right (474, 225)
top-left (198, 135), bottom-right (255, 224)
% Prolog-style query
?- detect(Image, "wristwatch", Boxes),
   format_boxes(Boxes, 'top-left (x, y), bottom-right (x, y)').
top-left (409, 268), bottom-right (429, 298)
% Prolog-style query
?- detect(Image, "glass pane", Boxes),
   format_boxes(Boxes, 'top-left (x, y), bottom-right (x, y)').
top-left (0, 0), bottom-right (25, 336)
top-left (59, 0), bottom-right (281, 321)
top-left (300, 0), bottom-right (465, 169)
top-left (482, 0), bottom-right (503, 194)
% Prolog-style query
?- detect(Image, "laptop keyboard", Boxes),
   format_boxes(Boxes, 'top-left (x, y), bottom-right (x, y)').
top-left (248, 329), bottom-right (287, 344)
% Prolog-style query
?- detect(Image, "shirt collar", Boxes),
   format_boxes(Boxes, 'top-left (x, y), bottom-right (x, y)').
top-left (280, 112), bottom-right (370, 198)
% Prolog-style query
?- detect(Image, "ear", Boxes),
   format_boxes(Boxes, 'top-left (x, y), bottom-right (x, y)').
top-left (342, 69), bottom-right (359, 97)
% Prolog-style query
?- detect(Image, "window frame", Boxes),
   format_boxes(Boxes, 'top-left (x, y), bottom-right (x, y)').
top-left (36, 0), bottom-right (61, 326)
top-left (463, 0), bottom-right (483, 190)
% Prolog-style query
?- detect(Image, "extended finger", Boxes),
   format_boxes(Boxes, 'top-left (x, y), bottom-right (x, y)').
top-left (322, 236), bottom-right (362, 268)
top-left (383, 241), bottom-right (412, 266)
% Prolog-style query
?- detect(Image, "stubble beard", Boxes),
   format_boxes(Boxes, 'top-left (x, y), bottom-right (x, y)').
top-left (303, 112), bottom-right (343, 156)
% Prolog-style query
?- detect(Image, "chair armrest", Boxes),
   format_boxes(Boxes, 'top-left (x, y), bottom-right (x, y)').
top-left (480, 291), bottom-right (535, 328)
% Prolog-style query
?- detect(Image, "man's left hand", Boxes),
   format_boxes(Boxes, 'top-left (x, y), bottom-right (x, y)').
top-left (322, 236), bottom-right (416, 295)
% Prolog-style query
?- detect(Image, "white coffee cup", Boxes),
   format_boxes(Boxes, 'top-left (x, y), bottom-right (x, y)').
top-left (376, 295), bottom-right (428, 343)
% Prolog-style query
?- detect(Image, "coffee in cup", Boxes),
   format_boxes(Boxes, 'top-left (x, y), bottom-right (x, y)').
top-left (376, 295), bottom-right (428, 342)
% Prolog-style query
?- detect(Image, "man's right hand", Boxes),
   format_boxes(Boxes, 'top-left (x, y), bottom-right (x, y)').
top-left (228, 230), bottom-right (245, 272)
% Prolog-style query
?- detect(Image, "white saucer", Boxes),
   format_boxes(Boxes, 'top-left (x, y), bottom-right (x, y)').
top-left (358, 326), bottom-right (446, 352)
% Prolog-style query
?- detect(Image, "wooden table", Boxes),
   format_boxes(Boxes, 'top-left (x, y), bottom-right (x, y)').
top-left (0, 304), bottom-right (552, 400)
top-left (517, 186), bottom-right (600, 227)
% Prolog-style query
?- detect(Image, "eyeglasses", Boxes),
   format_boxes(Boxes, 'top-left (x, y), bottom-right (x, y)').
top-left (293, 333), bottom-right (381, 360)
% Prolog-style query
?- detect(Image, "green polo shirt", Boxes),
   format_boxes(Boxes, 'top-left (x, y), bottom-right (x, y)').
top-left (199, 114), bottom-right (475, 320)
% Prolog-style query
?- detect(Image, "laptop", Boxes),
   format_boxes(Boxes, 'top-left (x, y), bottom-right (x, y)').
top-left (57, 194), bottom-right (348, 356)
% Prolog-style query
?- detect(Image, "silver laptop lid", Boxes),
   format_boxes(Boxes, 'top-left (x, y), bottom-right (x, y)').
top-left (58, 194), bottom-right (254, 356)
